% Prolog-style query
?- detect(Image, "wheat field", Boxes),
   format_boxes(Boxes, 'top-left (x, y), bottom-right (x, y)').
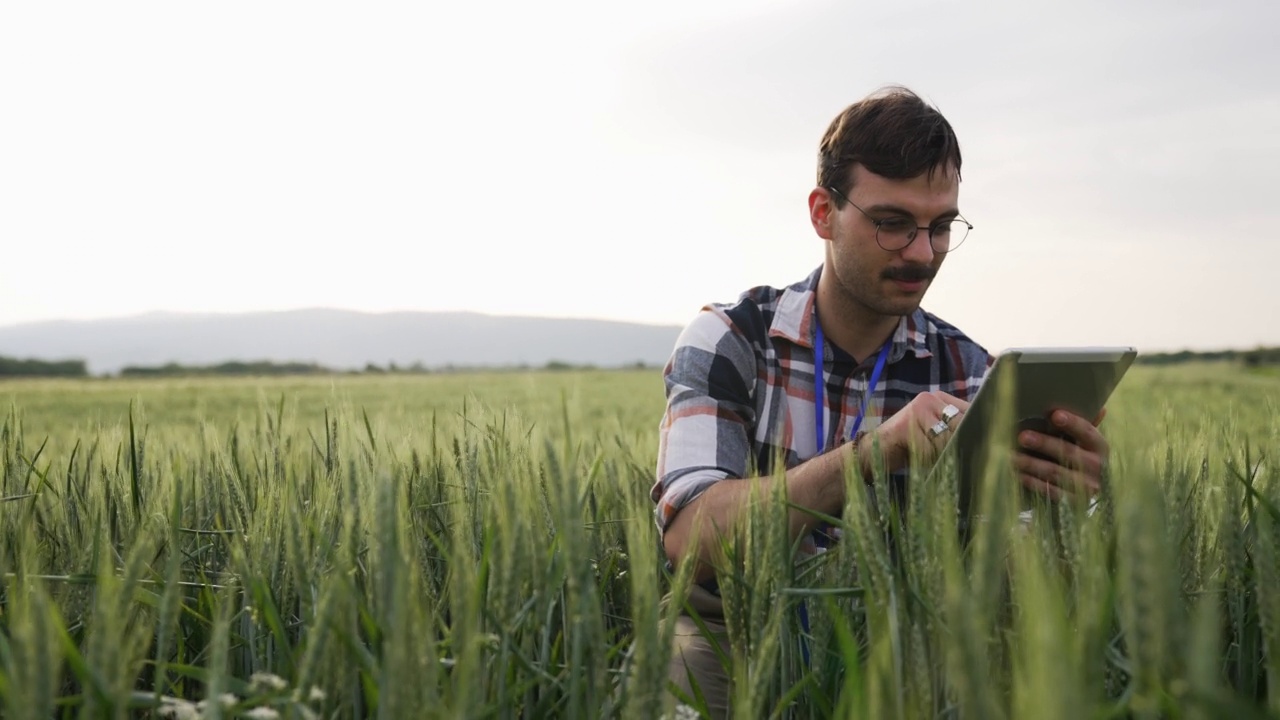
top-left (0, 363), bottom-right (1277, 719)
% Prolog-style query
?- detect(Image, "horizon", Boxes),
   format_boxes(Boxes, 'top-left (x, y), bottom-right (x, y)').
top-left (3, 1), bottom-right (1278, 355)
top-left (0, 307), bottom-right (1272, 358)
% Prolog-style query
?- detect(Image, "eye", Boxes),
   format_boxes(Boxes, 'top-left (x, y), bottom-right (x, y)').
top-left (876, 217), bottom-right (915, 235)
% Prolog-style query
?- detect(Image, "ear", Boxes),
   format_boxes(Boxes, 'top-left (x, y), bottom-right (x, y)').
top-left (809, 187), bottom-right (837, 240)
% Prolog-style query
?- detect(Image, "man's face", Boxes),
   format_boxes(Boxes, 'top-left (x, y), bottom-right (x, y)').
top-left (815, 163), bottom-right (961, 319)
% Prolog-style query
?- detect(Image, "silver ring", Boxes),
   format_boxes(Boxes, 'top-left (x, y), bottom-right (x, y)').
top-left (928, 420), bottom-right (950, 438)
top-left (941, 404), bottom-right (960, 424)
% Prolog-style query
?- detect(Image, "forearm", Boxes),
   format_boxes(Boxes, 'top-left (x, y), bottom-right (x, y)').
top-left (662, 438), bottom-right (871, 581)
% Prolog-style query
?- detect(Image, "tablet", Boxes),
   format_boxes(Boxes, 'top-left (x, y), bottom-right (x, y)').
top-left (930, 346), bottom-right (1137, 526)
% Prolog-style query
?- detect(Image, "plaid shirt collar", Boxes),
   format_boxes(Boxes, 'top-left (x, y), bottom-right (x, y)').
top-left (766, 265), bottom-right (934, 363)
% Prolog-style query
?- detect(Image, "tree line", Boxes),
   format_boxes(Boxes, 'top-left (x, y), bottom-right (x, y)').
top-left (119, 361), bottom-right (332, 377)
top-left (0, 356), bottom-right (89, 378)
top-left (0, 356), bottom-right (635, 379)
top-left (1135, 346), bottom-right (1280, 367)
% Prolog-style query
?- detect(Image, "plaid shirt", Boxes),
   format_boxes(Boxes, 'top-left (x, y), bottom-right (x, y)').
top-left (652, 265), bottom-right (994, 541)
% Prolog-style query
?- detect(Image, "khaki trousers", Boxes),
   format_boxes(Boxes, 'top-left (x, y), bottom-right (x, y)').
top-left (668, 614), bottom-right (731, 719)
top-left (666, 584), bottom-right (732, 719)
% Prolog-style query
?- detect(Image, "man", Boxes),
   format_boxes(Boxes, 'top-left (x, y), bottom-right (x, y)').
top-left (650, 86), bottom-right (1109, 716)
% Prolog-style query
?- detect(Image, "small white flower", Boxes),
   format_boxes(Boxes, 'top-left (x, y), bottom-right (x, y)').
top-left (308, 686), bottom-right (326, 702)
top-left (670, 704), bottom-right (701, 720)
top-left (157, 699), bottom-right (201, 720)
top-left (244, 708), bottom-right (281, 720)
top-left (249, 672), bottom-right (289, 692)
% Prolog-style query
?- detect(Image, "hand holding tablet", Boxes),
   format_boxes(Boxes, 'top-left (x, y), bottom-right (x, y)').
top-left (924, 346), bottom-right (1137, 519)
top-left (1013, 405), bottom-right (1110, 502)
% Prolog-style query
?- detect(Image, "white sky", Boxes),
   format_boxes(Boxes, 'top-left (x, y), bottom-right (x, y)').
top-left (1, 0), bottom-right (1277, 353)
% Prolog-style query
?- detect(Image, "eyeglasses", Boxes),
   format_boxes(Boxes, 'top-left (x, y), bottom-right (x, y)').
top-left (826, 186), bottom-right (972, 253)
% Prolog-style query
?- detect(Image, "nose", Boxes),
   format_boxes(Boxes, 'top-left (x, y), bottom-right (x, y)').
top-left (899, 228), bottom-right (936, 264)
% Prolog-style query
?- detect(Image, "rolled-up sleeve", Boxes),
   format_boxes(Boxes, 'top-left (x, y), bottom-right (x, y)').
top-left (651, 308), bottom-right (758, 535)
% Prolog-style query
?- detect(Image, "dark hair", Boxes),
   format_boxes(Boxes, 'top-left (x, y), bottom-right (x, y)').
top-left (817, 86), bottom-right (961, 204)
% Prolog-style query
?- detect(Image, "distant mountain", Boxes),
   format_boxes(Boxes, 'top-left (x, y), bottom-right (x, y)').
top-left (0, 310), bottom-right (686, 375)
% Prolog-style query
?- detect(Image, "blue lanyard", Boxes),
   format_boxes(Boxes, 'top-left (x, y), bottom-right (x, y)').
top-left (799, 319), bottom-right (891, 667)
top-left (813, 322), bottom-right (891, 454)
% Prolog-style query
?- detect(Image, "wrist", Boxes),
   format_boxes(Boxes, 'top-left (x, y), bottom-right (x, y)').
top-left (850, 431), bottom-right (876, 483)
top-left (852, 428), bottom-right (906, 480)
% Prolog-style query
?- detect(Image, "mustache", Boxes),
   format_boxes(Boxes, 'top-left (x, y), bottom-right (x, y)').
top-left (881, 265), bottom-right (936, 282)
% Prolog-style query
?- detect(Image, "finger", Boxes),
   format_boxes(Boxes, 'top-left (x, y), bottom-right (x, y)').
top-left (1018, 431), bottom-right (1102, 477)
top-left (1019, 473), bottom-right (1064, 503)
top-left (1013, 452), bottom-right (1100, 497)
top-left (915, 412), bottom-right (950, 446)
top-left (933, 391), bottom-right (971, 413)
top-left (921, 392), bottom-right (968, 434)
top-left (1013, 451), bottom-right (1094, 490)
top-left (1018, 465), bottom-right (1098, 505)
top-left (912, 394), bottom-right (950, 430)
top-left (1047, 409), bottom-right (1107, 454)
top-left (909, 393), bottom-right (967, 458)
top-left (1092, 407), bottom-right (1108, 426)
top-left (929, 420), bottom-right (956, 447)
top-left (914, 414), bottom-right (955, 459)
